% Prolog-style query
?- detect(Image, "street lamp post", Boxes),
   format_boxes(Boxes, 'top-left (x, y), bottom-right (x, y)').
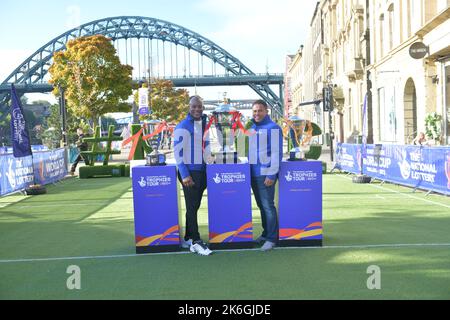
top-left (58, 86), bottom-right (68, 148)
top-left (323, 82), bottom-right (334, 162)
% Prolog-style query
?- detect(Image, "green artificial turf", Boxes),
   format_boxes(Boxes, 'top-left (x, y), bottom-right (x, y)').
top-left (1, 174), bottom-right (449, 300)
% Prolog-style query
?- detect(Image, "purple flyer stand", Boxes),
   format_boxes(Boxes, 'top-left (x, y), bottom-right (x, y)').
top-left (207, 163), bottom-right (253, 249)
top-left (132, 165), bottom-right (180, 253)
top-left (278, 161), bottom-right (323, 247)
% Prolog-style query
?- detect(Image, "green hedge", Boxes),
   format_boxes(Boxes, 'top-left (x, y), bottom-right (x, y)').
top-left (79, 164), bottom-right (130, 179)
top-left (305, 145), bottom-right (322, 160)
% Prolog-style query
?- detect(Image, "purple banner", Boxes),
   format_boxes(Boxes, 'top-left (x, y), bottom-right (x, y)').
top-left (132, 165), bottom-right (180, 252)
top-left (336, 143), bottom-right (450, 195)
top-left (0, 148), bottom-right (67, 196)
top-left (10, 84), bottom-right (32, 158)
top-left (206, 163), bottom-right (252, 247)
top-left (0, 154), bottom-right (34, 195)
top-left (335, 143), bottom-right (362, 174)
top-left (33, 148), bottom-right (67, 185)
top-left (278, 161), bottom-right (323, 243)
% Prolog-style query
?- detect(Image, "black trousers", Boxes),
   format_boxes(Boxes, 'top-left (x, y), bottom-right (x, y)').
top-left (71, 153), bottom-right (89, 173)
top-left (178, 170), bottom-right (207, 242)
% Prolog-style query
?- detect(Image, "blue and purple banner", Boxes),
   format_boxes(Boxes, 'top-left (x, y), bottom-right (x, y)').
top-left (206, 163), bottom-right (253, 248)
top-left (335, 143), bottom-right (362, 174)
top-left (32, 148), bottom-right (67, 185)
top-left (132, 165), bottom-right (180, 253)
top-left (10, 84), bottom-right (32, 158)
top-left (278, 161), bottom-right (323, 244)
top-left (336, 143), bottom-right (450, 195)
top-left (0, 148), bottom-right (67, 196)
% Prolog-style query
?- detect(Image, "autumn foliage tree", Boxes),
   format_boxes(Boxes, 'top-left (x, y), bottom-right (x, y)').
top-left (49, 35), bottom-right (133, 128)
top-left (136, 79), bottom-right (189, 123)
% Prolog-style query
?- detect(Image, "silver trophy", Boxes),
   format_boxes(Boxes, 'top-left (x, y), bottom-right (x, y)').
top-left (288, 116), bottom-right (310, 161)
top-left (210, 101), bottom-right (239, 164)
top-left (144, 119), bottom-right (166, 166)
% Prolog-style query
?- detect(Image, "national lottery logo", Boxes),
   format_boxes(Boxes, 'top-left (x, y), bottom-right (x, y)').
top-left (213, 173), bottom-right (221, 184)
top-left (398, 150), bottom-right (411, 180)
top-left (285, 171), bottom-right (293, 182)
top-left (6, 158), bottom-right (16, 189)
top-left (138, 175), bottom-right (171, 188)
top-left (138, 177), bottom-right (147, 187)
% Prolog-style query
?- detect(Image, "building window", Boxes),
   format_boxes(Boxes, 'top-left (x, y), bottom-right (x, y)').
top-left (379, 14), bottom-right (385, 58)
top-left (348, 88), bottom-right (353, 132)
top-left (388, 4), bottom-right (395, 51)
top-left (379, 86), bottom-right (397, 142)
top-left (406, 0), bottom-right (412, 38)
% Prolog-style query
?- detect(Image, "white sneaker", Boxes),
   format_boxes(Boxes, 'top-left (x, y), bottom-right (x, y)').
top-left (181, 239), bottom-right (193, 249)
top-left (190, 240), bottom-right (213, 256)
top-left (261, 241), bottom-right (275, 251)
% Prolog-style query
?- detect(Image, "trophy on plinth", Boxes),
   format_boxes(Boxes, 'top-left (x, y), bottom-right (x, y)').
top-left (143, 119), bottom-right (166, 166)
top-left (210, 100), bottom-right (240, 164)
top-left (287, 116), bottom-right (312, 161)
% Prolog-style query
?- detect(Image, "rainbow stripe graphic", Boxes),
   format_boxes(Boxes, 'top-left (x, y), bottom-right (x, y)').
top-left (279, 222), bottom-right (322, 240)
top-left (209, 222), bottom-right (253, 243)
top-left (135, 225), bottom-right (180, 246)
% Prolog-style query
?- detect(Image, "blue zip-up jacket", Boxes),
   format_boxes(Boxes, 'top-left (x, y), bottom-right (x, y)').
top-left (248, 115), bottom-right (283, 181)
top-left (174, 113), bottom-right (209, 179)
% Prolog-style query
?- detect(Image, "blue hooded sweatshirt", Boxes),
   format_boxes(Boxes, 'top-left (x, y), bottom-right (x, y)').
top-left (174, 113), bottom-right (209, 179)
top-left (248, 115), bottom-right (283, 181)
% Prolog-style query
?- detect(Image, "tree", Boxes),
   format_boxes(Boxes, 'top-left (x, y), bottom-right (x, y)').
top-left (136, 79), bottom-right (189, 123)
top-left (0, 113), bottom-right (11, 146)
top-left (49, 35), bottom-right (133, 129)
top-left (40, 104), bottom-right (90, 149)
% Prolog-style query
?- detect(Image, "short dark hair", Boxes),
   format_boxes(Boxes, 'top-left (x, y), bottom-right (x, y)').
top-left (189, 95), bottom-right (203, 104)
top-left (252, 99), bottom-right (268, 109)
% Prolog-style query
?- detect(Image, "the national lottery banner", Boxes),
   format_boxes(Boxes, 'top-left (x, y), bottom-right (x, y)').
top-left (0, 154), bottom-right (34, 195)
top-left (336, 143), bottom-right (450, 196)
top-left (335, 143), bottom-right (362, 174)
top-left (0, 148), bottom-right (67, 196)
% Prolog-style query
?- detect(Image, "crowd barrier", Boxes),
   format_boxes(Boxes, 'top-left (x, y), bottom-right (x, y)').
top-left (0, 148), bottom-right (67, 196)
top-left (335, 143), bottom-right (450, 196)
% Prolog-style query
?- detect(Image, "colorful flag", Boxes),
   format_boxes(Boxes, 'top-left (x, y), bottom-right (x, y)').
top-left (10, 84), bottom-right (32, 158)
top-left (361, 94), bottom-right (368, 159)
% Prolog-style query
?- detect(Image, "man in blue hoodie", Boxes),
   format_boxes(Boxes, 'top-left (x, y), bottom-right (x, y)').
top-left (174, 95), bottom-right (212, 256)
top-left (249, 100), bottom-right (283, 251)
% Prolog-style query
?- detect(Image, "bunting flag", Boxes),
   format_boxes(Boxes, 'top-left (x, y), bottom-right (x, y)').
top-left (362, 94), bottom-right (368, 159)
top-left (122, 122), bottom-right (169, 160)
top-left (203, 115), bottom-right (217, 151)
top-left (142, 121), bottom-right (168, 141)
top-left (10, 84), bottom-right (32, 158)
top-left (230, 111), bottom-right (253, 136)
top-left (122, 125), bottom-right (145, 160)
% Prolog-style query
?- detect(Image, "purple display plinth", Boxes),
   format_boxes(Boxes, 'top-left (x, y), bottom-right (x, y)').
top-left (132, 165), bottom-right (180, 253)
top-left (207, 163), bottom-right (253, 249)
top-left (278, 161), bottom-right (323, 247)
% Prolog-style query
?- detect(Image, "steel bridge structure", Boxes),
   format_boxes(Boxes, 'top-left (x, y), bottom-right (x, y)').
top-left (0, 16), bottom-right (284, 122)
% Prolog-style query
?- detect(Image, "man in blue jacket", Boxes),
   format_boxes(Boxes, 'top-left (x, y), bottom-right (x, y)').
top-left (249, 100), bottom-right (283, 251)
top-left (174, 95), bottom-right (212, 256)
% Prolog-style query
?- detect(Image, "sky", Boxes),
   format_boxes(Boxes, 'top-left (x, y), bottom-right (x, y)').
top-left (0, 0), bottom-right (318, 104)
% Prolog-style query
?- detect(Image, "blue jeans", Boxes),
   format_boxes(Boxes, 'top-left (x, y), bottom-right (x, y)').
top-left (251, 176), bottom-right (278, 242)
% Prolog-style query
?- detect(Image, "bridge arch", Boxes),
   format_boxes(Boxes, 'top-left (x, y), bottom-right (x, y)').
top-left (1, 16), bottom-right (282, 116)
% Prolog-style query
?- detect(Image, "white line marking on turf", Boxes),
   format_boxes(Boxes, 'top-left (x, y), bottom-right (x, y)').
top-left (336, 175), bottom-right (450, 209)
top-left (2, 243), bottom-right (450, 263)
